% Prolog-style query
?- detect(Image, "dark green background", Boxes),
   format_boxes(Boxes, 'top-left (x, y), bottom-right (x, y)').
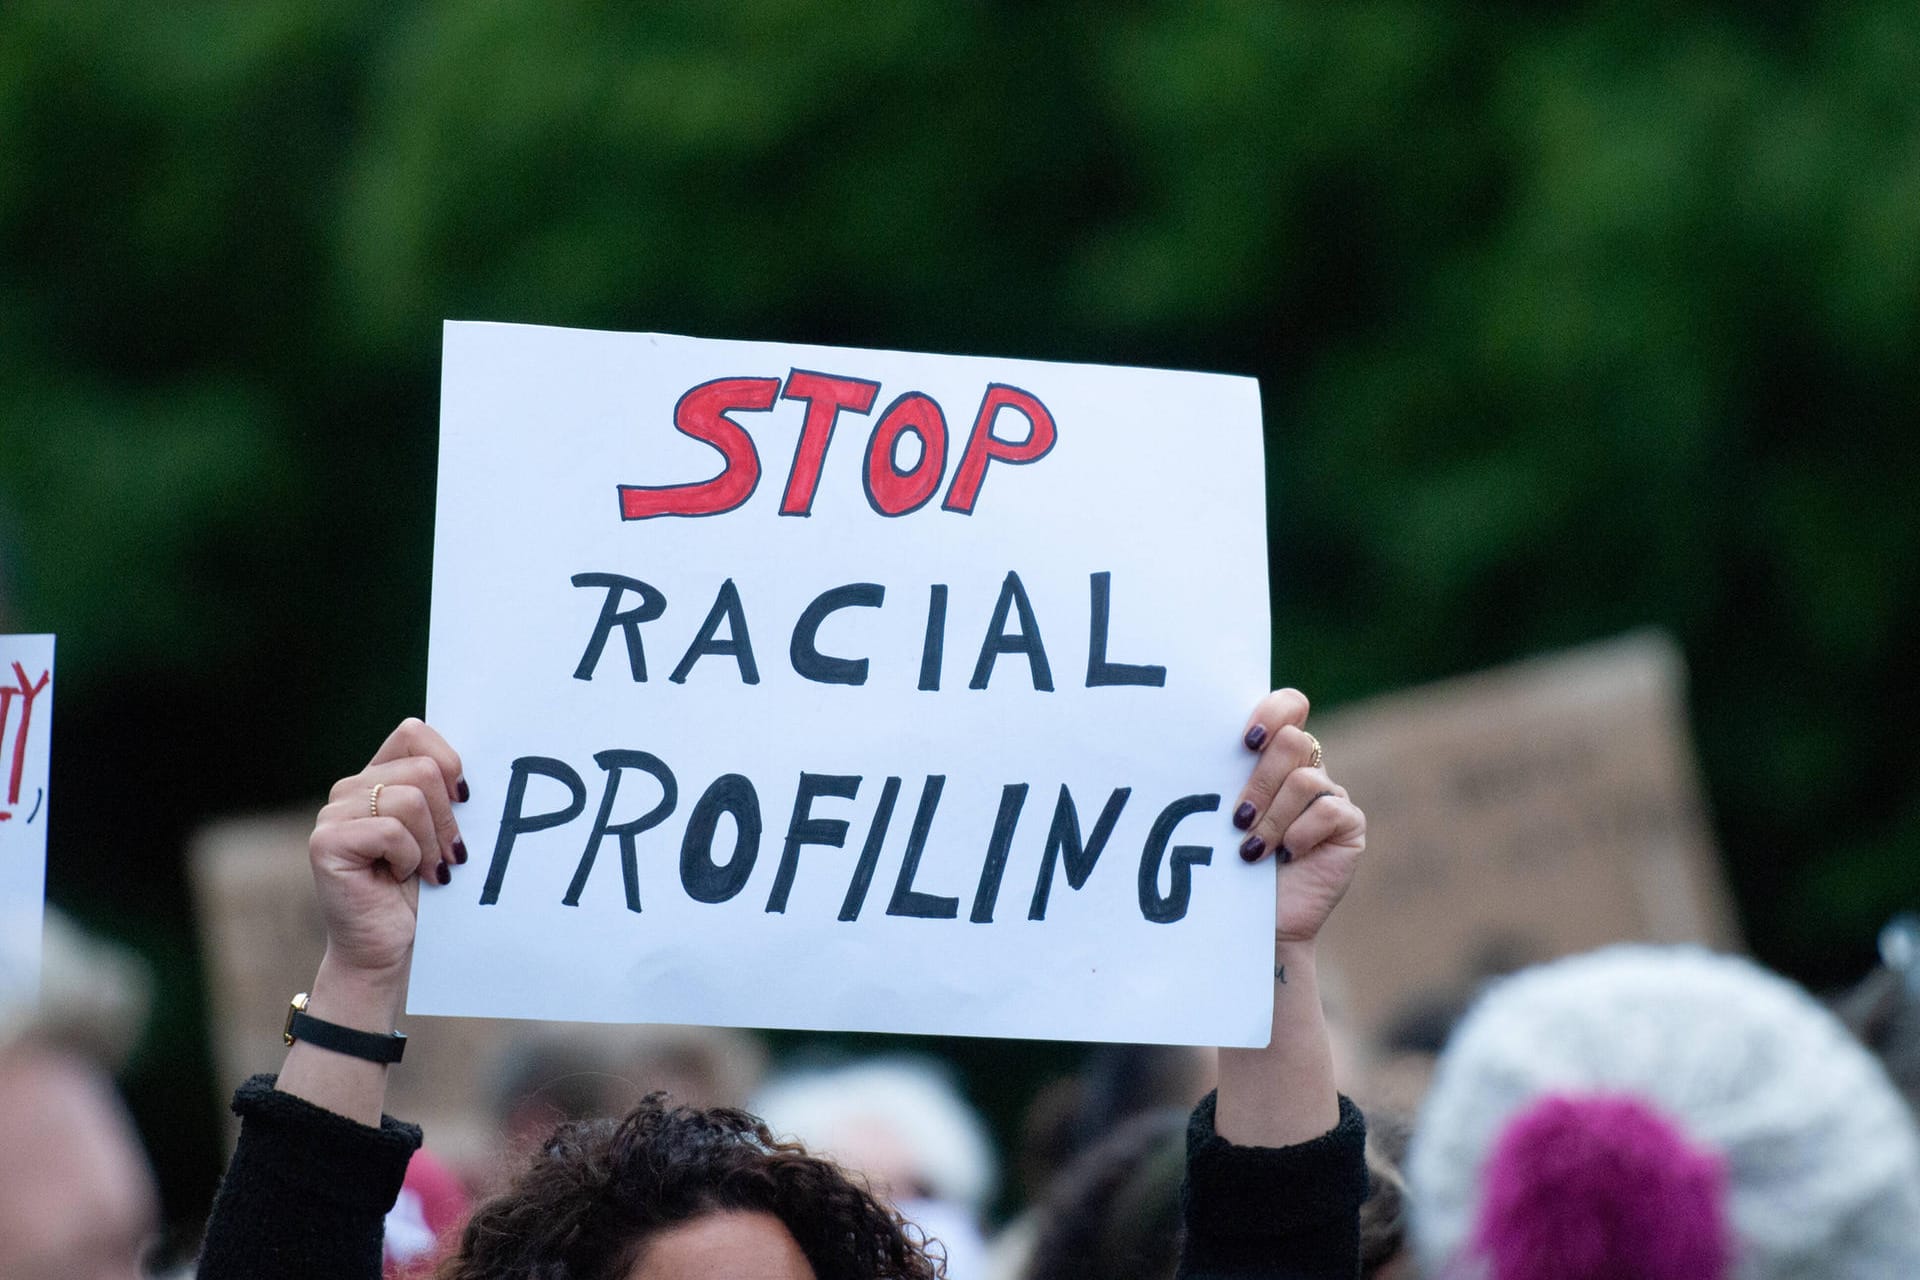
top-left (3, 0), bottom-right (1915, 1242)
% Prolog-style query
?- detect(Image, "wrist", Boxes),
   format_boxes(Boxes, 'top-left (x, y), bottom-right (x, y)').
top-left (308, 949), bottom-right (409, 1033)
top-left (1273, 937), bottom-right (1319, 977)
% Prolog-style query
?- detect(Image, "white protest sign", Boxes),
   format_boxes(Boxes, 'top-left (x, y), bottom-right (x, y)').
top-left (0, 635), bottom-right (55, 1008)
top-left (414, 323), bottom-right (1272, 1045)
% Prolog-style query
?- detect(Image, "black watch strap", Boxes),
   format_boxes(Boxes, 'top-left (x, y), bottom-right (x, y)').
top-left (282, 992), bottom-right (407, 1065)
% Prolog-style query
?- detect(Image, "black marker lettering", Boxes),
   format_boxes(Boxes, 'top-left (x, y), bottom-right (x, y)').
top-left (481, 756), bottom-right (588, 905)
top-left (839, 775), bottom-right (902, 922)
top-left (1085, 571), bottom-right (1166, 688)
top-left (566, 750), bottom-right (678, 913)
top-left (918, 584), bottom-right (948, 691)
top-left (887, 775), bottom-right (959, 919)
top-left (669, 578), bottom-right (760, 685)
top-left (1028, 785), bottom-right (1132, 920)
top-left (570, 573), bottom-right (667, 682)
top-left (790, 583), bottom-right (884, 686)
top-left (967, 783), bottom-right (1029, 923)
top-left (679, 773), bottom-right (762, 904)
top-left (969, 571), bottom-right (1053, 691)
top-left (767, 774), bottom-right (861, 913)
top-left (1137, 793), bottom-right (1221, 924)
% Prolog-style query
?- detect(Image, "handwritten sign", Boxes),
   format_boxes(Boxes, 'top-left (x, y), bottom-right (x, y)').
top-left (412, 323), bottom-right (1273, 1045)
top-left (0, 635), bottom-right (55, 1008)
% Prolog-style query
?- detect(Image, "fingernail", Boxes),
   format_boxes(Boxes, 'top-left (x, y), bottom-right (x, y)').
top-left (1244, 724), bottom-right (1268, 751)
top-left (453, 839), bottom-right (468, 865)
top-left (436, 862), bottom-right (452, 885)
top-left (456, 778), bottom-right (470, 804)
top-left (1239, 834), bottom-right (1265, 862)
top-left (1278, 845), bottom-right (1294, 864)
top-left (1232, 801), bottom-right (1257, 830)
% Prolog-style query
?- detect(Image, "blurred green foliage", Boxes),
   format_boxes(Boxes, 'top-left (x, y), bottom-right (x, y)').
top-left (3, 0), bottom-right (1917, 1233)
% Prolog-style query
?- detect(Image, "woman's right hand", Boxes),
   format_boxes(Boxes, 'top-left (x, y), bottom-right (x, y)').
top-left (309, 718), bottom-right (468, 986)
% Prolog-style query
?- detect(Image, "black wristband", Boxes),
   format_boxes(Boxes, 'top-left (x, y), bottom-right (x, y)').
top-left (282, 993), bottom-right (407, 1065)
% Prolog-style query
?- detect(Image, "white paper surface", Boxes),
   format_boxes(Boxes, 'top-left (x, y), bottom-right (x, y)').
top-left (0, 634), bottom-right (55, 1010)
top-left (415, 323), bottom-right (1273, 1045)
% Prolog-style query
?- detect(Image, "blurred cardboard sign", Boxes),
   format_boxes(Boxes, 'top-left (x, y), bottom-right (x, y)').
top-left (1313, 631), bottom-right (1740, 1045)
top-left (0, 634), bottom-right (55, 1010)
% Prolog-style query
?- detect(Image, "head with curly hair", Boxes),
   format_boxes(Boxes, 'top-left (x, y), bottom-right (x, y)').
top-left (435, 1093), bottom-right (942, 1280)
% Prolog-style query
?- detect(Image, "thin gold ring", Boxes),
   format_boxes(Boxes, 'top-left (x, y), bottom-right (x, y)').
top-left (1302, 731), bottom-right (1324, 770)
top-left (369, 783), bottom-right (386, 819)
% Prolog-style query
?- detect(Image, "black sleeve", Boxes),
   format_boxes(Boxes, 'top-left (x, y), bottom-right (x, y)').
top-left (1176, 1091), bottom-right (1369, 1280)
top-left (197, 1074), bottom-right (424, 1280)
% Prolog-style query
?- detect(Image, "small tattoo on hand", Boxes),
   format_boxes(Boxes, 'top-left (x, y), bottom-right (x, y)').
top-left (1274, 964), bottom-right (1287, 984)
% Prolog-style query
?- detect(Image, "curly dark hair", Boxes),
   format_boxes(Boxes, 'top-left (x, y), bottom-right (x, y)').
top-left (434, 1093), bottom-right (942, 1280)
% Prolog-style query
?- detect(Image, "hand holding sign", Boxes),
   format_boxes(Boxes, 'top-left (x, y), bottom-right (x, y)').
top-left (1234, 689), bottom-right (1368, 945)
top-left (309, 719), bottom-right (470, 983)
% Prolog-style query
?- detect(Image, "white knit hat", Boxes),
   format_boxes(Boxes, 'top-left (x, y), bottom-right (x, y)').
top-left (1407, 944), bottom-right (1920, 1279)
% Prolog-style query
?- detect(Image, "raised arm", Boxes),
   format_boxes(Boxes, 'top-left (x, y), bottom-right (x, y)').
top-left (277, 717), bottom-right (468, 1124)
top-left (1217, 688), bottom-right (1364, 1146)
top-left (198, 719), bottom-right (467, 1280)
top-left (1179, 688), bottom-right (1369, 1280)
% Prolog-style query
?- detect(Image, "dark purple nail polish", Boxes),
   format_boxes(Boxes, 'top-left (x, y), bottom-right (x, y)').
top-left (456, 778), bottom-right (470, 804)
top-left (1232, 801), bottom-right (1257, 830)
top-left (1239, 834), bottom-right (1265, 862)
top-left (1244, 724), bottom-right (1268, 751)
top-left (453, 839), bottom-right (468, 865)
top-left (436, 862), bottom-right (452, 885)
top-left (1278, 845), bottom-right (1294, 864)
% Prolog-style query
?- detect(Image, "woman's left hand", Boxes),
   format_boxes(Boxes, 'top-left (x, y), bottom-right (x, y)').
top-left (1231, 688), bottom-right (1367, 944)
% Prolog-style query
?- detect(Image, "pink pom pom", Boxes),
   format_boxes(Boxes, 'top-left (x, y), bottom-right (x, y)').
top-left (1471, 1093), bottom-right (1732, 1280)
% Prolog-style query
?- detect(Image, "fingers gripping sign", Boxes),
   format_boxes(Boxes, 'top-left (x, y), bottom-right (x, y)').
top-left (309, 719), bottom-right (470, 982)
top-left (1233, 689), bottom-right (1366, 946)
top-left (1213, 689), bottom-right (1366, 1151)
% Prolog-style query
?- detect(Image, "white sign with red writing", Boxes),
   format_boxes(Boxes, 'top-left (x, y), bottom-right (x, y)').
top-left (414, 323), bottom-right (1272, 1045)
top-left (0, 634), bottom-right (55, 1007)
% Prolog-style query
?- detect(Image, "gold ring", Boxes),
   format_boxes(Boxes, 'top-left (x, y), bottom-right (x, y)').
top-left (1302, 731), bottom-right (1324, 770)
top-left (369, 783), bottom-right (386, 819)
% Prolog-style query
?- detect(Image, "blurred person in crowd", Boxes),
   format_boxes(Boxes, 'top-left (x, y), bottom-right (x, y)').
top-left (992, 1046), bottom-right (1212, 1278)
top-left (384, 1146), bottom-right (469, 1279)
top-left (488, 1023), bottom-right (766, 1170)
top-left (1015, 1107), bottom-right (1411, 1280)
top-left (1360, 934), bottom-right (1537, 1120)
top-left (1407, 945), bottom-right (1920, 1280)
top-left (0, 911), bottom-right (162, 1280)
top-left (0, 1042), bottom-right (161, 1280)
top-left (196, 689), bottom-right (1370, 1278)
top-left (1019, 1108), bottom-right (1188, 1280)
top-left (1354, 1121), bottom-right (1412, 1280)
top-left (998, 959), bottom-right (1374, 1280)
top-left (754, 1056), bottom-right (997, 1279)
top-left (1018, 1044), bottom-right (1214, 1200)
top-left (1835, 913), bottom-right (1920, 1119)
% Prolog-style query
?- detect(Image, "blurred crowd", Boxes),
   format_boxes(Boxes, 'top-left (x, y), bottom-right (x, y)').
top-left (5, 902), bottom-right (1917, 1278)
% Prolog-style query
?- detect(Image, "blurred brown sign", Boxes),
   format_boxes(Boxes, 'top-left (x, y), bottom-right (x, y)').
top-left (1312, 631), bottom-right (1740, 1046)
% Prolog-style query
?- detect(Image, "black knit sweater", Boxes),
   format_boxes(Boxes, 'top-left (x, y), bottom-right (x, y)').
top-left (1178, 1091), bottom-right (1369, 1279)
top-left (197, 1075), bottom-right (422, 1280)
